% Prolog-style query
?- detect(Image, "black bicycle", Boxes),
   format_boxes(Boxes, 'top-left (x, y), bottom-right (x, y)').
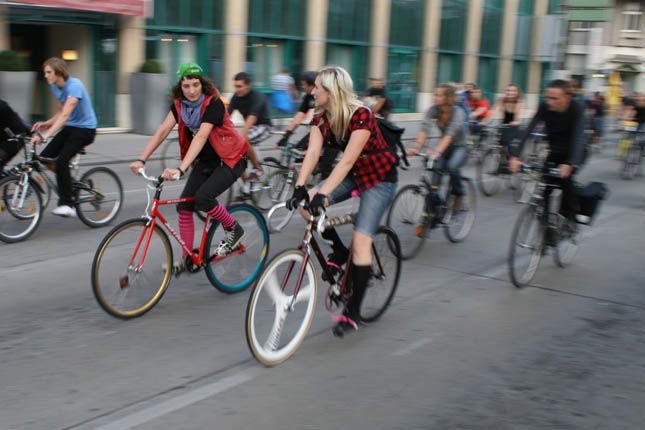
top-left (508, 164), bottom-right (582, 287)
top-left (0, 130), bottom-right (123, 243)
top-left (386, 154), bottom-right (476, 260)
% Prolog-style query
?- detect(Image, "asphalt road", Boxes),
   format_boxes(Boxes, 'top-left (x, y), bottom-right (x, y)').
top-left (1, 144), bottom-right (644, 430)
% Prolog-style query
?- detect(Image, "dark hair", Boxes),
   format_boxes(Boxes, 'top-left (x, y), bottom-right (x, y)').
top-left (233, 72), bottom-right (251, 84)
top-left (171, 75), bottom-right (218, 99)
top-left (301, 71), bottom-right (317, 86)
top-left (437, 83), bottom-right (457, 128)
top-left (43, 57), bottom-right (70, 81)
top-left (548, 79), bottom-right (572, 95)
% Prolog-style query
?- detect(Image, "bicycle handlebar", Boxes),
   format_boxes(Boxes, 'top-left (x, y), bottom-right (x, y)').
top-left (137, 168), bottom-right (164, 184)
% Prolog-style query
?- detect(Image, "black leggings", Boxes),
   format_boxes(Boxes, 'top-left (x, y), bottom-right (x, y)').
top-left (177, 158), bottom-right (246, 213)
top-left (40, 126), bottom-right (95, 206)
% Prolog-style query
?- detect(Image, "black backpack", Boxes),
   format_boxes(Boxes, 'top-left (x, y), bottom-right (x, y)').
top-left (376, 117), bottom-right (410, 168)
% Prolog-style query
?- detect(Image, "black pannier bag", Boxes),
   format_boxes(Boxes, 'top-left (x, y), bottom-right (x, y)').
top-left (574, 181), bottom-right (608, 224)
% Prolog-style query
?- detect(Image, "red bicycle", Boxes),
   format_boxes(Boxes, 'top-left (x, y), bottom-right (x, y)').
top-left (91, 169), bottom-right (269, 319)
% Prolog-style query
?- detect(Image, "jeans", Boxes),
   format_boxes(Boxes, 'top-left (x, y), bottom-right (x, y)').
top-left (321, 177), bottom-right (397, 237)
top-left (431, 146), bottom-right (469, 196)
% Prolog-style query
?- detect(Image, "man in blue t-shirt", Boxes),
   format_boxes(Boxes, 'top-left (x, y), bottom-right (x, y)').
top-left (32, 57), bottom-right (97, 217)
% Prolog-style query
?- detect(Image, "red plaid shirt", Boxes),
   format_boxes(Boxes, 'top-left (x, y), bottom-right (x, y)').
top-left (312, 107), bottom-right (397, 191)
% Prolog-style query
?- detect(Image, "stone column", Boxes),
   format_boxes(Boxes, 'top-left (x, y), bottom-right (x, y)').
top-left (527, 0), bottom-right (549, 111)
top-left (116, 15), bottom-right (145, 129)
top-left (369, 0), bottom-right (391, 80)
top-left (497, 0), bottom-right (519, 94)
top-left (462, 0), bottom-right (484, 84)
top-left (224, 0), bottom-right (249, 94)
top-left (305, 0), bottom-right (328, 71)
top-left (0, 5), bottom-right (9, 51)
top-left (418, 0), bottom-right (442, 111)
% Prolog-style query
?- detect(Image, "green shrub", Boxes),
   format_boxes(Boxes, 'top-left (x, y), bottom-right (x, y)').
top-left (139, 60), bottom-right (164, 74)
top-left (0, 51), bottom-right (29, 71)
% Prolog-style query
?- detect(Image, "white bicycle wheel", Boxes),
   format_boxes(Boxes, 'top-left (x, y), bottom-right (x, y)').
top-left (246, 249), bottom-right (318, 366)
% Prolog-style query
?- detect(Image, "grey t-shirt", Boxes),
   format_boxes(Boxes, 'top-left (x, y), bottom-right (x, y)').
top-left (421, 104), bottom-right (467, 147)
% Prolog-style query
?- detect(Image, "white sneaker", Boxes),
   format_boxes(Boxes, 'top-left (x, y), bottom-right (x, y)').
top-left (575, 214), bottom-right (590, 224)
top-left (52, 205), bottom-right (77, 217)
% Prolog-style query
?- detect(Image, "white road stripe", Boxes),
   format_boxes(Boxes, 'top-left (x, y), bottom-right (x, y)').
top-left (392, 336), bottom-right (437, 357)
top-left (95, 371), bottom-right (254, 430)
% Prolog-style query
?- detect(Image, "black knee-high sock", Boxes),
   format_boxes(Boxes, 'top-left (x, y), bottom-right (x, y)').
top-left (346, 264), bottom-right (371, 320)
top-left (322, 227), bottom-right (348, 261)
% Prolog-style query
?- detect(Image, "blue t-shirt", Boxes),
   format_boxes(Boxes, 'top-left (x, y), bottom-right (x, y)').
top-left (50, 77), bottom-right (97, 129)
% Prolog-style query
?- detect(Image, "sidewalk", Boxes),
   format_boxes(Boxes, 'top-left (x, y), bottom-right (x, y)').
top-left (79, 119), bottom-right (426, 167)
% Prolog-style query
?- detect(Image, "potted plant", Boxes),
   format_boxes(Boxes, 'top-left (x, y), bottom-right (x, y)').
top-left (0, 50), bottom-right (36, 122)
top-left (130, 59), bottom-right (169, 135)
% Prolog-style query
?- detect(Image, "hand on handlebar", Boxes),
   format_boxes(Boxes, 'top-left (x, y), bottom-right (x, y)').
top-left (129, 160), bottom-right (145, 175)
top-left (286, 185), bottom-right (309, 210)
top-left (162, 167), bottom-right (182, 181)
top-left (309, 193), bottom-right (327, 216)
top-left (406, 147), bottom-right (419, 156)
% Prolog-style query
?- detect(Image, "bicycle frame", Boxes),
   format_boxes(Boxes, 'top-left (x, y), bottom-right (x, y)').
top-left (128, 184), bottom-right (246, 272)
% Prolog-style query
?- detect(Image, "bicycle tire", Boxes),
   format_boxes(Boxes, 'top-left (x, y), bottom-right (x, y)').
top-left (386, 184), bottom-right (427, 260)
top-left (553, 218), bottom-right (580, 268)
top-left (253, 169), bottom-right (292, 212)
top-left (246, 248), bottom-right (318, 366)
top-left (204, 204), bottom-right (269, 293)
top-left (0, 175), bottom-right (43, 243)
top-left (360, 226), bottom-right (401, 322)
top-left (508, 205), bottom-right (544, 288)
top-left (477, 147), bottom-right (504, 196)
top-left (91, 218), bottom-right (173, 319)
top-left (76, 167), bottom-right (123, 228)
top-left (622, 143), bottom-right (639, 180)
top-left (444, 178), bottom-right (476, 243)
top-left (159, 138), bottom-right (179, 171)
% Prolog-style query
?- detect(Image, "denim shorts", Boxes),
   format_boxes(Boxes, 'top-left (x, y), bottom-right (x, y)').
top-left (318, 177), bottom-right (397, 237)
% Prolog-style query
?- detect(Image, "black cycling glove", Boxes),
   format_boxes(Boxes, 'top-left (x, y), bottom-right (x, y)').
top-left (277, 130), bottom-right (293, 147)
top-left (286, 185), bottom-right (309, 210)
top-left (309, 193), bottom-right (327, 216)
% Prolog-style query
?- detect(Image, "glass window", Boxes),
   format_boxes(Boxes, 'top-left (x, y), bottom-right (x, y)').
top-left (479, 0), bottom-right (504, 55)
top-left (518, 0), bottom-right (534, 15)
top-left (327, 0), bottom-right (370, 42)
top-left (439, 0), bottom-right (468, 52)
top-left (147, 0), bottom-right (223, 29)
top-left (248, 0), bottom-right (305, 37)
top-left (511, 60), bottom-right (528, 93)
top-left (477, 57), bottom-right (498, 100)
top-left (389, 0), bottom-right (423, 47)
top-left (436, 53), bottom-right (463, 85)
top-left (387, 49), bottom-right (419, 112)
top-left (326, 44), bottom-right (368, 92)
top-left (623, 13), bottom-right (642, 31)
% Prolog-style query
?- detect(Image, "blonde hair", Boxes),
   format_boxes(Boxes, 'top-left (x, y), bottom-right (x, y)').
top-left (317, 66), bottom-right (363, 140)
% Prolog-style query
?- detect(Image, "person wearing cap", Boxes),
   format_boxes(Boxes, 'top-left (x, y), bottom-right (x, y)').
top-left (130, 63), bottom-right (249, 276)
top-left (276, 70), bottom-right (340, 180)
top-left (31, 57), bottom-right (97, 217)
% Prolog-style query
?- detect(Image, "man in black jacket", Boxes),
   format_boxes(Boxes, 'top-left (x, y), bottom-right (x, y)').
top-left (0, 99), bottom-right (29, 175)
top-left (510, 79), bottom-right (587, 221)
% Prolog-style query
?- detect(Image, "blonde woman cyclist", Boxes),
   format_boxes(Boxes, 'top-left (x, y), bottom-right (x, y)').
top-left (285, 66), bottom-right (398, 336)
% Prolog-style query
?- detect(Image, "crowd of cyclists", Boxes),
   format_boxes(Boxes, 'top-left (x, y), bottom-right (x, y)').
top-left (1, 57), bottom-right (643, 346)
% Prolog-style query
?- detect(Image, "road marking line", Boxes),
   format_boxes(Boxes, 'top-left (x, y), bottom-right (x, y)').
top-left (95, 371), bottom-right (254, 430)
top-left (392, 336), bottom-right (436, 357)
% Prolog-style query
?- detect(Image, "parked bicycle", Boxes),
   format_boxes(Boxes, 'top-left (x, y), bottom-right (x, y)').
top-left (245, 197), bottom-right (401, 366)
top-left (0, 130), bottom-right (123, 243)
top-left (386, 155), bottom-right (476, 260)
top-left (91, 169), bottom-right (269, 319)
